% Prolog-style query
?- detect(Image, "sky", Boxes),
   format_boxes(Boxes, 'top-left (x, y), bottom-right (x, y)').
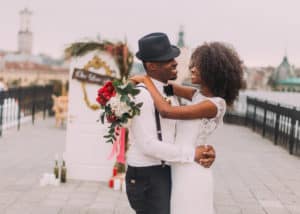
top-left (0, 0), bottom-right (299, 67)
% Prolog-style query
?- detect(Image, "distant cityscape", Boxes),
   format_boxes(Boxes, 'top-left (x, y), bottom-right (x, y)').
top-left (0, 8), bottom-right (299, 94)
top-left (0, 8), bottom-right (68, 94)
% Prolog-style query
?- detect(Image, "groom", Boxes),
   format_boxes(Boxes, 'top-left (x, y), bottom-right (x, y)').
top-left (126, 32), bottom-right (216, 214)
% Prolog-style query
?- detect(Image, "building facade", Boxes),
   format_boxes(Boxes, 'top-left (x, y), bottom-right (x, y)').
top-left (244, 66), bottom-right (274, 90)
top-left (0, 61), bottom-right (68, 88)
top-left (0, 8), bottom-right (69, 94)
top-left (269, 56), bottom-right (300, 92)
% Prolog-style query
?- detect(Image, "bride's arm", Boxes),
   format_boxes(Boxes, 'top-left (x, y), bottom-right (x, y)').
top-left (144, 77), bottom-right (218, 120)
top-left (130, 75), bottom-right (196, 100)
top-left (170, 83), bottom-right (197, 101)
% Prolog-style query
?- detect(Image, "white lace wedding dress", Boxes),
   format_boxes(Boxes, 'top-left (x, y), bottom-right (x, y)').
top-left (171, 92), bottom-right (226, 214)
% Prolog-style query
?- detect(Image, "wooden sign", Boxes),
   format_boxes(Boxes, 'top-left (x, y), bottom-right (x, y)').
top-left (72, 68), bottom-right (114, 85)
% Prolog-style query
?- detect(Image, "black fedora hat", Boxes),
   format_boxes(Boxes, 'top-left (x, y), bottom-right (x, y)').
top-left (136, 32), bottom-right (180, 62)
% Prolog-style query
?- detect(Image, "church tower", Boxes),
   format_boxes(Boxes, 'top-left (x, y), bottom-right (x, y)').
top-left (18, 8), bottom-right (33, 55)
top-left (175, 26), bottom-right (191, 84)
top-left (177, 26), bottom-right (185, 48)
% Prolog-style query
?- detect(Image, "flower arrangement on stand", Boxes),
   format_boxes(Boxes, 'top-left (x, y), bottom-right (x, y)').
top-left (65, 40), bottom-right (136, 189)
top-left (96, 80), bottom-right (143, 177)
top-left (65, 41), bottom-right (133, 80)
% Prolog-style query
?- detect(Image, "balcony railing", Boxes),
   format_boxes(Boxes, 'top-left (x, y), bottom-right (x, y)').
top-left (225, 97), bottom-right (300, 155)
top-left (0, 85), bottom-right (53, 137)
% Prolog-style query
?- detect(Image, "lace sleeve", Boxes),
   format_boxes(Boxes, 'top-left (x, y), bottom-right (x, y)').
top-left (207, 97), bottom-right (226, 119)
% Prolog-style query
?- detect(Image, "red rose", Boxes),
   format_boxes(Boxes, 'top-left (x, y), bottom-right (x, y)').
top-left (96, 81), bottom-right (117, 106)
top-left (102, 92), bottom-right (110, 99)
top-left (104, 82), bottom-right (115, 93)
top-left (96, 95), bottom-right (107, 106)
top-left (103, 82), bottom-right (115, 93)
top-left (98, 88), bottom-right (104, 94)
top-left (106, 113), bottom-right (117, 123)
top-left (97, 82), bottom-right (116, 99)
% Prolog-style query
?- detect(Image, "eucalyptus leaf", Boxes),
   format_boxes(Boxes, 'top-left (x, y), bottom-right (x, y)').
top-left (116, 87), bottom-right (123, 95)
top-left (101, 113), bottom-right (105, 124)
top-left (131, 89), bottom-right (140, 96)
top-left (136, 102), bottom-right (143, 108)
top-left (106, 139), bottom-right (113, 144)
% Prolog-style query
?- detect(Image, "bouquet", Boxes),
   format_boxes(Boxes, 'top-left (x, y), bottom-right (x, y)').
top-left (96, 80), bottom-right (143, 164)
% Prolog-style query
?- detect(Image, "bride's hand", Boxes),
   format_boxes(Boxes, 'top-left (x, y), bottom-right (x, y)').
top-left (129, 75), bottom-right (146, 85)
top-left (194, 145), bottom-right (216, 168)
top-left (199, 145), bottom-right (216, 168)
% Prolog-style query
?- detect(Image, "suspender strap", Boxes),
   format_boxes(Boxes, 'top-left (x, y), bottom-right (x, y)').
top-left (154, 108), bottom-right (163, 141)
top-left (137, 84), bottom-right (166, 166)
top-left (138, 84), bottom-right (163, 141)
top-left (154, 106), bottom-right (166, 166)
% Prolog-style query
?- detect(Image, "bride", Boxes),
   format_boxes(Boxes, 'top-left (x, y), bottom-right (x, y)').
top-left (131, 42), bottom-right (243, 214)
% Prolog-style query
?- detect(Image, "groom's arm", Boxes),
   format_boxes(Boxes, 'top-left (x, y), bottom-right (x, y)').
top-left (131, 89), bottom-right (196, 163)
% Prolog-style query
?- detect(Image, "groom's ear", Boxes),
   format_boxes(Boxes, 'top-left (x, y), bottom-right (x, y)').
top-left (144, 62), bottom-right (152, 71)
top-left (146, 62), bottom-right (158, 72)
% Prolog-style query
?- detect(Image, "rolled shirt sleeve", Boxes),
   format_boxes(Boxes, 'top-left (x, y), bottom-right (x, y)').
top-left (129, 87), bottom-right (195, 164)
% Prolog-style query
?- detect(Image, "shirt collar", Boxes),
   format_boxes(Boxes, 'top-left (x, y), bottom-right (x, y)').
top-left (150, 78), bottom-right (166, 94)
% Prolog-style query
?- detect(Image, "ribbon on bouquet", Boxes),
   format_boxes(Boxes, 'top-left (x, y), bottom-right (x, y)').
top-left (108, 126), bottom-right (126, 164)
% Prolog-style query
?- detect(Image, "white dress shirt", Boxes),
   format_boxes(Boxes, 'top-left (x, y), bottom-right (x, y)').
top-left (127, 78), bottom-right (195, 167)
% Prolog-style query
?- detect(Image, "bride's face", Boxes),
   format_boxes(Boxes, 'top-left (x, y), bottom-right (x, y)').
top-left (189, 62), bottom-right (201, 84)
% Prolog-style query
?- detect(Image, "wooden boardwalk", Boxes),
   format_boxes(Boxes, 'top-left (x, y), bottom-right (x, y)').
top-left (0, 118), bottom-right (299, 214)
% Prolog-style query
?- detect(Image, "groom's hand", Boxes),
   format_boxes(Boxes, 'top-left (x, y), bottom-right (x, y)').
top-left (129, 75), bottom-right (146, 84)
top-left (194, 145), bottom-right (216, 168)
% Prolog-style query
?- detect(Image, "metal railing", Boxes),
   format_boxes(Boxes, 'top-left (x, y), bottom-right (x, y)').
top-left (224, 97), bottom-right (300, 155)
top-left (0, 85), bottom-right (53, 137)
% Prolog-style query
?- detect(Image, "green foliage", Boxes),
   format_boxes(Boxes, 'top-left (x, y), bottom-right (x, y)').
top-left (64, 42), bottom-right (105, 58)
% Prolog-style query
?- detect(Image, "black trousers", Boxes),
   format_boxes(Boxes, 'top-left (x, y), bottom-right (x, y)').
top-left (125, 165), bottom-right (171, 214)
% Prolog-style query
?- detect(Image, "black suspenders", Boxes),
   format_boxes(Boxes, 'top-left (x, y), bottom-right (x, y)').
top-left (154, 108), bottom-right (166, 166)
top-left (137, 85), bottom-right (166, 166)
top-left (154, 108), bottom-right (163, 141)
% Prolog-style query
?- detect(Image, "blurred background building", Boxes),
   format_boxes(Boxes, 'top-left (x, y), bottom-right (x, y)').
top-left (0, 8), bottom-right (69, 95)
top-left (1, 7), bottom-right (299, 98)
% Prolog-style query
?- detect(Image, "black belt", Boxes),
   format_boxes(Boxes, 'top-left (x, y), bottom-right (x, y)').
top-left (128, 165), bottom-right (170, 177)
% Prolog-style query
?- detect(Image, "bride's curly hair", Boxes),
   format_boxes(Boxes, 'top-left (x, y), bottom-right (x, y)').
top-left (191, 42), bottom-right (244, 106)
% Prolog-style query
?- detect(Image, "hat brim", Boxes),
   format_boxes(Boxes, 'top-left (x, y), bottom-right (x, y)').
top-left (136, 45), bottom-right (180, 62)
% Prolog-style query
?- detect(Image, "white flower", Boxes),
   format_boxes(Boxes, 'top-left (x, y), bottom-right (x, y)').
top-left (107, 95), bottom-right (131, 117)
